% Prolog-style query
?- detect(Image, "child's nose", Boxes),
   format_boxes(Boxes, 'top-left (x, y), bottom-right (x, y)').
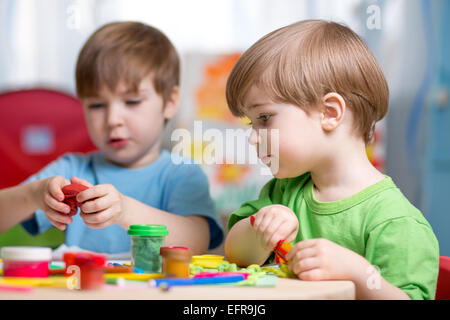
top-left (248, 129), bottom-right (259, 145)
top-left (106, 104), bottom-right (124, 127)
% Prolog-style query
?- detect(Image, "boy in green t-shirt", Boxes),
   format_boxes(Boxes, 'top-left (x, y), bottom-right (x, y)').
top-left (224, 20), bottom-right (439, 300)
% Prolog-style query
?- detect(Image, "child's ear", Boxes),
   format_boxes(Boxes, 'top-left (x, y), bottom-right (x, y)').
top-left (320, 92), bottom-right (346, 132)
top-left (163, 86), bottom-right (180, 120)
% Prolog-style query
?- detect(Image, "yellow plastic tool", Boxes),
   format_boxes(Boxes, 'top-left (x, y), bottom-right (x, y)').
top-left (0, 276), bottom-right (68, 288)
top-left (104, 273), bottom-right (164, 281)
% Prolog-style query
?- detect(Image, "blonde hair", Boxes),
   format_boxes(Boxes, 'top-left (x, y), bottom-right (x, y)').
top-left (226, 20), bottom-right (389, 144)
top-left (76, 21), bottom-right (180, 105)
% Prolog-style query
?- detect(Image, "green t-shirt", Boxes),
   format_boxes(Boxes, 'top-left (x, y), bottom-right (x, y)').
top-left (228, 173), bottom-right (439, 300)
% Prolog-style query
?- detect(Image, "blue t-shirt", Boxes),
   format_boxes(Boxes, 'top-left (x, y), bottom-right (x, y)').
top-left (21, 150), bottom-right (224, 253)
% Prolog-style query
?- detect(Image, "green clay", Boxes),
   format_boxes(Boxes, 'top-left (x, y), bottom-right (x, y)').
top-left (237, 274), bottom-right (278, 287)
top-left (237, 272), bottom-right (268, 286)
top-left (216, 262), bottom-right (229, 271)
top-left (227, 263), bottom-right (238, 272)
top-left (261, 264), bottom-right (297, 278)
top-left (189, 264), bottom-right (204, 274)
top-left (130, 235), bottom-right (165, 273)
top-left (188, 259), bottom-right (291, 287)
top-left (217, 261), bottom-right (238, 272)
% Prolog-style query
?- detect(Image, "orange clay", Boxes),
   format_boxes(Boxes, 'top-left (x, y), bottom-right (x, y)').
top-left (160, 247), bottom-right (192, 278)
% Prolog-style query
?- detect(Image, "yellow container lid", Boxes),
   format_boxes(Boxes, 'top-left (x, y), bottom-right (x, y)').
top-left (191, 255), bottom-right (224, 269)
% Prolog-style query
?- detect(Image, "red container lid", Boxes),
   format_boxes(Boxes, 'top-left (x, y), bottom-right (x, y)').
top-left (73, 252), bottom-right (107, 267)
top-left (63, 252), bottom-right (76, 265)
top-left (160, 246), bottom-right (192, 261)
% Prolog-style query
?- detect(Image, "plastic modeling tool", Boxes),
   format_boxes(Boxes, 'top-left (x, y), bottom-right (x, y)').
top-left (149, 274), bottom-right (245, 288)
top-left (249, 215), bottom-right (293, 264)
top-left (274, 240), bottom-right (293, 264)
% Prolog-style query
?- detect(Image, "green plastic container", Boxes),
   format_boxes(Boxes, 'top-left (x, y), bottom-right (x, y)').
top-left (128, 224), bottom-right (168, 273)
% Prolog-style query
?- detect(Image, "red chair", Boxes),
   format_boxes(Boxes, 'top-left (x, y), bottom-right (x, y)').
top-left (436, 256), bottom-right (450, 300)
top-left (0, 88), bottom-right (97, 189)
top-left (0, 88), bottom-right (97, 248)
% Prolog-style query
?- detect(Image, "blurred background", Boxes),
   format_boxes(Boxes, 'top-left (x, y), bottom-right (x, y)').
top-left (0, 0), bottom-right (449, 256)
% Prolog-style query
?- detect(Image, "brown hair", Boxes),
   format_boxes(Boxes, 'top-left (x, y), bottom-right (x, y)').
top-left (76, 21), bottom-right (180, 105)
top-left (226, 20), bottom-right (389, 144)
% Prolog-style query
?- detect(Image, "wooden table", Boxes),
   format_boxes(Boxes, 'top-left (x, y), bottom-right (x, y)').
top-left (0, 278), bottom-right (355, 300)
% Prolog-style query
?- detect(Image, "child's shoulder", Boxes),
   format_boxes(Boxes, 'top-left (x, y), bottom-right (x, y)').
top-left (364, 177), bottom-right (430, 230)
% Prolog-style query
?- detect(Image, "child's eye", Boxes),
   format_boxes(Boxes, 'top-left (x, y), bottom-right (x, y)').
top-left (88, 103), bottom-right (105, 109)
top-left (125, 100), bottom-right (141, 106)
top-left (257, 114), bottom-right (271, 122)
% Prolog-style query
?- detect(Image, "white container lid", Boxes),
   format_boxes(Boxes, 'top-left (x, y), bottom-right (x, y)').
top-left (1, 246), bottom-right (52, 261)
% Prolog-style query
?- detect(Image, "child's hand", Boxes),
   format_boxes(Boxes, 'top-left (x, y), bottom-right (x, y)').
top-left (286, 238), bottom-right (370, 281)
top-left (71, 177), bottom-right (125, 229)
top-left (251, 204), bottom-right (299, 251)
top-left (36, 176), bottom-right (73, 231)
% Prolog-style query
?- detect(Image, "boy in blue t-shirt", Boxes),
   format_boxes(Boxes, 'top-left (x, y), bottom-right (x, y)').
top-left (0, 22), bottom-right (223, 254)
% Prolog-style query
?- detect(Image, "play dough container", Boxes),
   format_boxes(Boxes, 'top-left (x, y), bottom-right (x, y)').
top-left (1, 246), bottom-right (52, 278)
top-left (160, 246), bottom-right (192, 277)
top-left (128, 224), bottom-right (168, 273)
top-left (73, 252), bottom-right (106, 290)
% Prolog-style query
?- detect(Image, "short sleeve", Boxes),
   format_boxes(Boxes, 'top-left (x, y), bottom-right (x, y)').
top-left (165, 163), bottom-right (224, 250)
top-left (20, 154), bottom-right (76, 235)
top-left (365, 217), bottom-right (440, 300)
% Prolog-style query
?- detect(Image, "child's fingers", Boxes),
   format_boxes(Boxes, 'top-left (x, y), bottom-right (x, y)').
top-left (256, 216), bottom-right (280, 250)
top-left (44, 193), bottom-right (71, 214)
top-left (80, 208), bottom-right (114, 229)
top-left (290, 257), bottom-right (320, 276)
top-left (298, 268), bottom-right (325, 281)
top-left (254, 210), bottom-right (275, 234)
top-left (271, 221), bottom-right (297, 247)
top-left (266, 227), bottom-right (297, 253)
top-left (44, 208), bottom-right (73, 226)
top-left (285, 228), bottom-right (298, 243)
top-left (286, 240), bottom-right (317, 261)
top-left (48, 177), bottom-right (68, 201)
top-left (266, 234), bottom-right (283, 251)
top-left (83, 220), bottom-right (114, 229)
top-left (287, 246), bottom-right (316, 264)
top-left (70, 176), bottom-right (93, 188)
top-left (252, 206), bottom-right (272, 229)
top-left (263, 219), bottom-right (285, 249)
top-left (76, 184), bottom-right (109, 203)
top-left (80, 195), bottom-right (110, 214)
top-left (51, 221), bottom-right (67, 231)
top-left (293, 238), bottom-right (319, 250)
